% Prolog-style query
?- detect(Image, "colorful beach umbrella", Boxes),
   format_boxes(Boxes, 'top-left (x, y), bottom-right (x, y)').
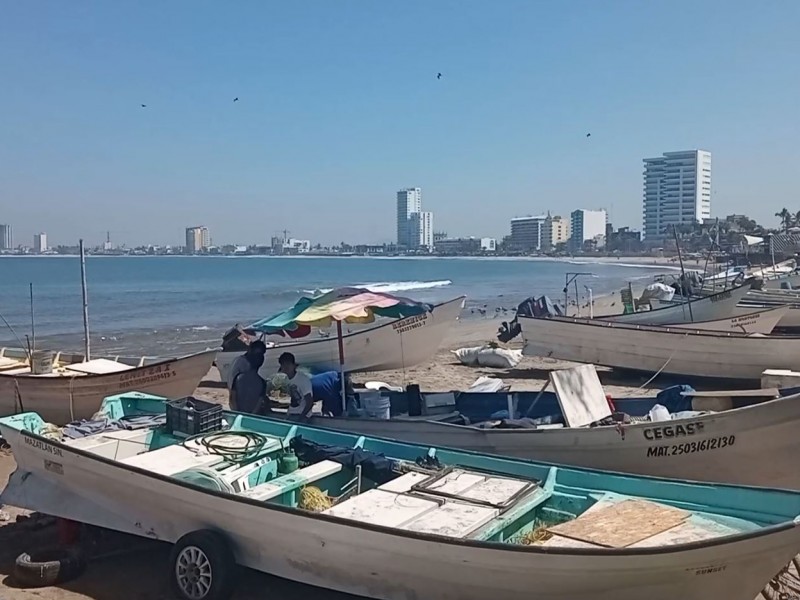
top-left (249, 288), bottom-right (434, 412)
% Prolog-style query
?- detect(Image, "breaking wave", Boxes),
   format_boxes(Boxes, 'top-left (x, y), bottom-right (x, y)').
top-left (302, 280), bottom-right (453, 296)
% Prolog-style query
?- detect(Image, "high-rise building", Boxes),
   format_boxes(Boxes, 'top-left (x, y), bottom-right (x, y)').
top-left (541, 214), bottom-right (571, 251)
top-left (510, 216), bottom-right (547, 252)
top-left (570, 209), bottom-right (607, 251)
top-left (185, 226), bottom-right (210, 254)
top-left (33, 232), bottom-right (47, 253)
top-left (409, 211), bottom-right (434, 251)
top-left (396, 188), bottom-right (422, 248)
top-left (0, 224), bottom-right (12, 250)
top-left (643, 150), bottom-right (712, 241)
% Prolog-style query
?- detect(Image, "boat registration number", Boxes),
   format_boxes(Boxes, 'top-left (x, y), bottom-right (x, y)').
top-left (646, 435), bottom-right (736, 458)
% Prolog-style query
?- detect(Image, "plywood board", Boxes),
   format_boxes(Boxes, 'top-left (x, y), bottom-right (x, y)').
top-left (549, 364), bottom-right (611, 427)
top-left (547, 499), bottom-right (690, 548)
top-left (402, 503), bottom-right (498, 538)
top-left (629, 516), bottom-right (739, 547)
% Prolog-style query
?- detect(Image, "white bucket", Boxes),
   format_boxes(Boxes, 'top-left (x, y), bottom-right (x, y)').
top-left (361, 392), bottom-right (390, 420)
top-left (31, 350), bottom-right (53, 375)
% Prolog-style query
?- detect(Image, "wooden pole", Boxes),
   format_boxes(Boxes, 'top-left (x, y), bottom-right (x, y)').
top-left (29, 283), bottom-right (35, 352)
top-left (79, 239), bottom-right (91, 359)
top-left (337, 320), bottom-right (346, 415)
top-left (672, 225), bottom-right (694, 322)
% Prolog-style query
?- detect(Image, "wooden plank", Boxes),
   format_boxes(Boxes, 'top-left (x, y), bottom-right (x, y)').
top-left (549, 364), bottom-right (611, 427)
top-left (684, 388), bottom-right (779, 398)
top-left (547, 499), bottom-right (690, 548)
top-left (629, 516), bottom-right (739, 547)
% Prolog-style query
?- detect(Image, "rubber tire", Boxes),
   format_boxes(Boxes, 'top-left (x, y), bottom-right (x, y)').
top-left (169, 530), bottom-right (237, 600)
top-left (13, 546), bottom-right (86, 588)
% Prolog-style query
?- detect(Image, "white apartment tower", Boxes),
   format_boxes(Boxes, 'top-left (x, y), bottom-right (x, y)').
top-left (33, 232), bottom-right (47, 253)
top-left (0, 224), bottom-right (12, 250)
top-left (643, 150), bottom-right (711, 240)
top-left (409, 211), bottom-right (434, 250)
top-left (396, 188), bottom-right (422, 248)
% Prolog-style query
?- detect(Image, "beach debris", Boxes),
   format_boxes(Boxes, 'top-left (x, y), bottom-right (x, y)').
top-left (468, 376), bottom-right (507, 393)
top-left (0, 507), bottom-right (10, 522)
top-left (452, 344), bottom-right (522, 369)
top-left (364, 381), bottom-right (403, 393)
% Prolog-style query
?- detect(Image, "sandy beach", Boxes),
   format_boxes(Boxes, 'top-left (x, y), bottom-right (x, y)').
top-left (0, 303), bottom-right (792, 600)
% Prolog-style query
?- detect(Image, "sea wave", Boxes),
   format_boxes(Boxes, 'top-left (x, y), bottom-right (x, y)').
top-left (302, 280), bottom-right (453, 295)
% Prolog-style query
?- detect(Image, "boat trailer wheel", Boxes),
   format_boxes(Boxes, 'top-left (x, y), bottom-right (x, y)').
top-left (170, 530), bottom-right (236, 600)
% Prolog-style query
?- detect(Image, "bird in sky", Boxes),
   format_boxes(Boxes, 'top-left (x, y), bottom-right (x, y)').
top-left (233, 97), bottom-right (239, 102)
top-left (437, 73), bottom-right (442, 79)
top-left (586, 133), bottom-right (591, 137)
top-left (141, 104), bottom-right (147, 108)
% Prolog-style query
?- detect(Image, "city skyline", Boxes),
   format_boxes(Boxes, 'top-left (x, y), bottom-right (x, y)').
top-left (2, 3), bottom-right (799, 246)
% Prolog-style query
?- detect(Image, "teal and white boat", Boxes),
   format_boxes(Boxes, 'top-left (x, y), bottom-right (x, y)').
top-left (2, 392), bottom-right (800, 600)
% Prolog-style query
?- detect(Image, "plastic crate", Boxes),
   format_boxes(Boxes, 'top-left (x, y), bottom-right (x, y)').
top-left (165, 397), bottom-right (223, 436)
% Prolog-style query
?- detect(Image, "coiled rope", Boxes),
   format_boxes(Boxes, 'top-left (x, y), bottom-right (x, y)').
top-left (186, 431), bottom-right (271, 464)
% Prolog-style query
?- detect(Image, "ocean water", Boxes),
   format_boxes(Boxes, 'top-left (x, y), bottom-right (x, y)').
top-left (0, 256), bottom-right (671, 356)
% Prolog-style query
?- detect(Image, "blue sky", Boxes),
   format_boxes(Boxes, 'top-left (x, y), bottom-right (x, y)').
top-left (1, 1), bottom-right (798, 247)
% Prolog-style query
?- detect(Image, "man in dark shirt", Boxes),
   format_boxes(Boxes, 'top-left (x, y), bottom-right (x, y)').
top-left (230, 351), bottom-right (268, 414)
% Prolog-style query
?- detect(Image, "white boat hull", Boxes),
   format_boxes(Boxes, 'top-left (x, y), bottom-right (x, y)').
top-left (307, 395), bottom-right (800, 488)
top-left (521, 316), bottom-right (800, 381)
top-left (1, 424), bottom-right (799, 600)
top-left (610, 284), bottom-right (751, 325)
top-left (616, 306), bottom-right (786, 334)
top-left (0, 350), bottom-right (216, 424)
top-left (216, 297), bottom-right (465, 384)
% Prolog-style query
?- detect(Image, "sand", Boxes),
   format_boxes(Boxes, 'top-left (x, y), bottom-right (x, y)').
top-left (0, 305), bottom-right (789, 599)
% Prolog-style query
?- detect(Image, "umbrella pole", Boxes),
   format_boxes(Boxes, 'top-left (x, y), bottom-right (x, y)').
top-left (337, 320), bottom-right (346, 415)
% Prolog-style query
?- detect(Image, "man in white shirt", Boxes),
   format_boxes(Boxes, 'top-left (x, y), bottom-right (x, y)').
top-left (279, 352), bottom-right (314, 422)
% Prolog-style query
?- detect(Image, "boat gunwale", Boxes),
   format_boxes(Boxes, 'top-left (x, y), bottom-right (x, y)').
top-left (307, 391), bottom-right (800, 435)
top-left (610, 281), bottom-right (753, 320)
top-left (239, 296), bottom-right (466, 351)
top-left (9, 419), bottom-right (800, 558)
top-left (521, 313), bottom-right (800, 339)
top-left (0, 349), bottom-right (218, 381)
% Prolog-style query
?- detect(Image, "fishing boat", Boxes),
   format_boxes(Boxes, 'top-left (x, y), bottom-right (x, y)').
top-left (2, 392), bottom-right (800, 600)
top-left (519, 315), bottom-right (800, 381)
top-left (606, 282), bottom-right (752, 325)
top-left (216, 295), bottom-right (466, 384)
top-left (625, 306), bottom-right (786, 334)
top-left (292, 385), bottom-right (800, 488)
top-left (0, 348), bottom-right (216, 424)
top-left (733, 289), bottom-right (800, 329)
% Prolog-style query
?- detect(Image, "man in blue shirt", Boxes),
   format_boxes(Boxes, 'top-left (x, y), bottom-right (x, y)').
top-left (311, 371), bottom-right (354, 417)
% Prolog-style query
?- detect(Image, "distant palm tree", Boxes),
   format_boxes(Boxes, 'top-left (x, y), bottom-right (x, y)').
top-left (794, 211), bottom-right (800, 229)
top-left (776, 208), bottom-right (792, 233)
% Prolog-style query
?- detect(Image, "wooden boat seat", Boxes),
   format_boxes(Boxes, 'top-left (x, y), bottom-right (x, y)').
top-left (239, 460), bottom-right (343, 502)
top-left (120, 444), bottom-right (224, 476)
